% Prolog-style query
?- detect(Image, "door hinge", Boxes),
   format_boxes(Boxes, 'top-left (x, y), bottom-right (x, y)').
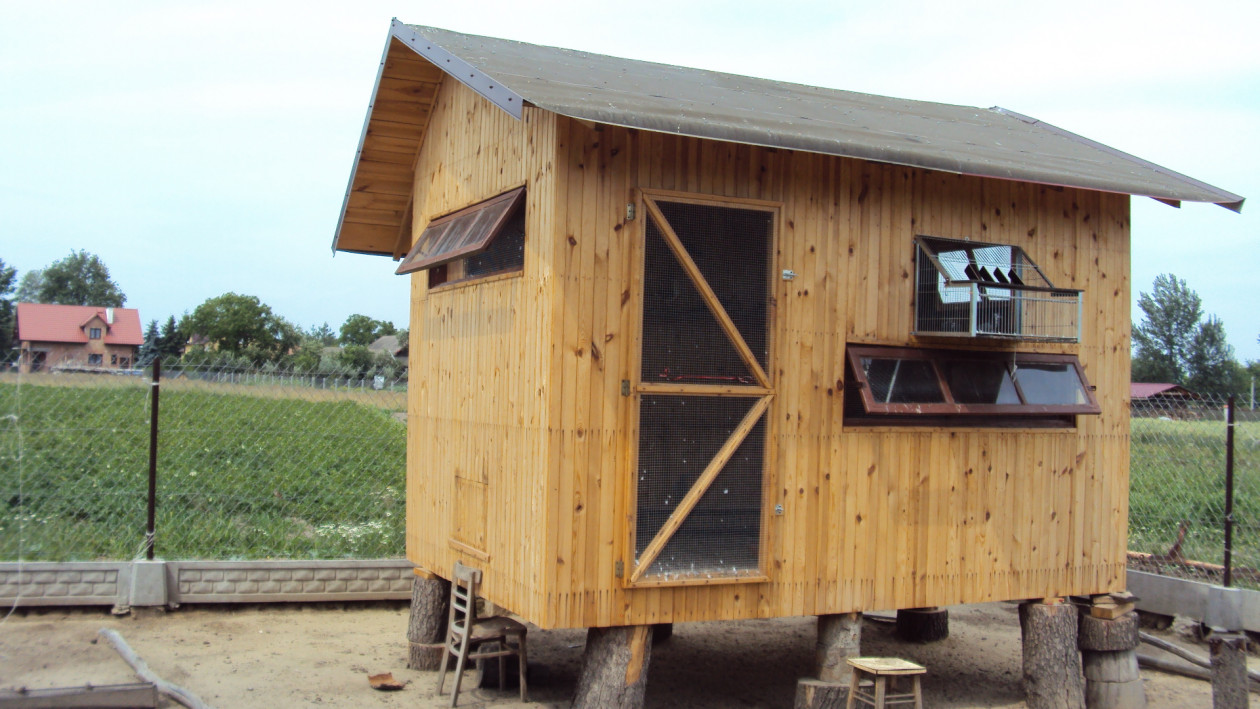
top-left (621, 380), bottom-right (630, 397)
top-left (614, 560), bottom-right (624, 578)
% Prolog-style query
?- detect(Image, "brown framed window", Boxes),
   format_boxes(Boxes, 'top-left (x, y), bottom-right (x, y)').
top-left (395, 187), bottom-right (526, 287)
top-left (88, 354), bottom-right (103, 365)
top-left (844, 344), bottom-right (1099, 426)
top-left (89, 327), bottom-right (102, 339)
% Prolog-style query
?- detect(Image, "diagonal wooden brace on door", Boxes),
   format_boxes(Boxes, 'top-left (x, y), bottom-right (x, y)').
top-left (630, 394), bottom-right (773, 583)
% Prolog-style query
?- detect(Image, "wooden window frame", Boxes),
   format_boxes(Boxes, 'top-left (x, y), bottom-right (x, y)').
top-left (395, 187), bottom-right (525, 277)
top-left (845, 344), bottom-right (1100, 419)
top-left (89, 327), bottom-right (102, 339)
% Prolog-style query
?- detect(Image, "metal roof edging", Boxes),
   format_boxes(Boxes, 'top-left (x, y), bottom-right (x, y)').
top-left (992, 107), bottom-right (1245, 213)
top-left (391, 23), bottom-right (525, 121)
top-left (330, 21), bottom-right (398, 254)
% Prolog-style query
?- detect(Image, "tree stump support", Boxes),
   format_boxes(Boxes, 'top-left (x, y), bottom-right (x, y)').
top-left (1079, 608), bottom-right (1145, 709)
top-left (896, 607), bottom-right (949, 643)
top-left (573, 625), bottom-right (654, 709)
top-left (1209, 633), bottom-right (1249, 709)
top-left (1020, 599), bottom-right (1085, 709)
top-left (406, 572), bottom-right (450, 671)
top-left (793, 677), bottom-right (848, 709)
top-left (815, 612), bottom-right (863, 683)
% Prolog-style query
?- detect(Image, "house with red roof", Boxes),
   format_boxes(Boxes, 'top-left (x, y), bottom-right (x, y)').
top-left (1130, 382), bottom-right (1202, 418)
top-left (14, 303), bottom-right (144, 373)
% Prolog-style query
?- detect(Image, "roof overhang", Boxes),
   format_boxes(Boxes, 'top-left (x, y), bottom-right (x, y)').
top-left (332, 22), bottom-right (1244, 257)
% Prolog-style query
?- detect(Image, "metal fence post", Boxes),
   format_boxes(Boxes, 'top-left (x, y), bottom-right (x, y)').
top-left (1224, 395), bottom-right (1235, 587)
top-left (145, 358), bottom-right (161, 561)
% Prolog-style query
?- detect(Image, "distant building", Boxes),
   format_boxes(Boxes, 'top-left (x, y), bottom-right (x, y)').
top-left (368, 334), bottom-right (408, 369)
top-left (1130, 382), bottom-right (1202, 418)
top-left (15, 303), bottom-right (143, 373)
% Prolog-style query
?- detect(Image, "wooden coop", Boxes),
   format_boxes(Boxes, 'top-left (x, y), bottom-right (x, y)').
top-left (331, 20), bottom-right (1242, 701)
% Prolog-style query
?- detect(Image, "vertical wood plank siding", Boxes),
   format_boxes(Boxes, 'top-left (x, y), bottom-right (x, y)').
top-left (406, 82), bottom-right (1130, 630)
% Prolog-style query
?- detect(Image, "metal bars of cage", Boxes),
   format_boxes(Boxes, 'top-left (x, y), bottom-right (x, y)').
top-left (912, 237), bottom-right (1082, 342)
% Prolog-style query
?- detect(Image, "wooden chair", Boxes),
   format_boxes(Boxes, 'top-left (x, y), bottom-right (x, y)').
top-left (845, 657), bottom-right (925, 709)
top-left (436, 561), bottom-right (528, 707)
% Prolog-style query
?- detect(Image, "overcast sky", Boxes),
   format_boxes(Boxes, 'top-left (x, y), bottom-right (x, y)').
top-left (2, 0), bottom-right (1255, 360)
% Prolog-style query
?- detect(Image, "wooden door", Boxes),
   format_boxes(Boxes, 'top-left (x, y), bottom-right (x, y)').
top-left (628, 192), bottom-right (777, 586)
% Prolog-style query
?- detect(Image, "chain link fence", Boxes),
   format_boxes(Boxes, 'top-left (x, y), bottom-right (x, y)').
top-left (1, 355), bottom-right (406, 561)
top-left (3, 352), bottom-right (1257, 592)
top-left (1128, 391), bottom-right (1259, 588)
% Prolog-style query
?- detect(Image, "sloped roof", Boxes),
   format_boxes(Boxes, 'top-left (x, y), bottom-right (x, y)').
top-left (1130, 382), bottom-right (1199, 399)
top-left (333, 21), bottom-right (1244, 256)
top-left (15, 303), bottom-right (144, 346)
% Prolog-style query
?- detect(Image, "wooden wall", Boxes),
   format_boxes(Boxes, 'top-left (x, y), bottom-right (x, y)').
top-left (538, 117), bottom-right (1130, 629)
top-left (404, 78), bottom-right (558, 624)
top-left (404, 78), bottom-right (1131, 630)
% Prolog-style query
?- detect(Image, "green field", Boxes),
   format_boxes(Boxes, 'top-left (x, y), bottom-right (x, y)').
top-left (1128, 416), bottom-right (1260, 582)
top-left (0, 379), bottom-right (406, 561)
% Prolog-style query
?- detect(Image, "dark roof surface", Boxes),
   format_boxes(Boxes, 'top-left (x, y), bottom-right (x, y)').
top-left (333, 22), bottom-right (1244, 256)
top-left (398, 23), bottom-right (1243, 210)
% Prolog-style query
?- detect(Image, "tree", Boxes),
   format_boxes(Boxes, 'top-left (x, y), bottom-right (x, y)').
top-left (35, 250), bottom-right (125, 306)
top-left (0, 258), bottom-right (15, 355)
top-left (307, 322), bottom-right (338, 346)
top-left (182, 293), bottom-right (299, 364)
top-left (339, 314), bottom-right (396, 346)
top-left (157, 315), bottom-right (185, 360)
top-left (14, 270), bottom-right (42, 303)
top-left (136, 320), bottom-right (160, 366)
top-left (1186, 316), bottom-right (1238, 395)
top-left (1132, 274), bottom-right (1240, 394)
top-left (1132, 274), bottom-right (1204, 383)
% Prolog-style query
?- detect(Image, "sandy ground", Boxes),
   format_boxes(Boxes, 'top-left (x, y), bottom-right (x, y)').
top-left (0, 601), bottom-right (1238, 708)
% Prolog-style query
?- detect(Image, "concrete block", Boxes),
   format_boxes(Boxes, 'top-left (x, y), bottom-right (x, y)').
top-left (213, 582), bottom-right (234, 594)
top-left (180, 570), bottom-right (202, 582)
top-left (258, 582), bottom-right (281, 594)
top-left (62, 571), bottom-right (82, 583)
top-left (68, 583), bottom-right (95, 597)
top-left (281, 582), bottom-right (303, 594)
top-left (45, 584), bottom-right (69, 596)
top-left (237, 582), bottom-right (259, 594)
top-left (94, 582), bottom-right (117, 596)
top-left (336, 569), bottom-right (357, 580)
top-left (314, 569), bottom-right (337, 581)
top-left (369, 579), bottom-right (391, 592)
top-left (247, 571), bottom-right (270, 582)
top-left (129, 560), bottom-right (168, 607)
top-left (202, 570), bottom-right (224, 582)
top-left (225, 570), bottom-right (248, 582)
top-left (359, 569), bottom-right (380, 580)
top-left (32, 572), bottom-right (57, 583)
top-left (324, 581), bottom-right (347, 593)
top-left (292, 569), bottom-right (315, 581)
top-left (347, 580), bottom-right (369, 593)
top-left (271, 571), bottom-right (292, 581)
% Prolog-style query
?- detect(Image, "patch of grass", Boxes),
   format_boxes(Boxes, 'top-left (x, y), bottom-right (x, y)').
top-left (0, 380), bottom-right (405, 561)
top-left (1129, 417), bottom-right (1260, 580)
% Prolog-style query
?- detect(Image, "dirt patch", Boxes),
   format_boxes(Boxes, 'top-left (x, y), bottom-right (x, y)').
top-left (0, 602), bottom-right (1231, 707)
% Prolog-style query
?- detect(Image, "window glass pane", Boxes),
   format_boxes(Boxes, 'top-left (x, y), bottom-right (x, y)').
top-left (465, 202), bottom-right (525, 277)
top-left (941, 359), bottom-right (1020, 404)
top-left (861, 357), bottom-right (944, 404)
top-left (1013, 363), bottom-right (1088, 405)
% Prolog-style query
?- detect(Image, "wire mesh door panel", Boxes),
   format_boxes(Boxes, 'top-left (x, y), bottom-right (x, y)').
top-left (630, 194), bottom-right (775, 585)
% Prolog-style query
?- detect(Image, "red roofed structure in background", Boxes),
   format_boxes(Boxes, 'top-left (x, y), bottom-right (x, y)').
top-left (14, 303), bottom-right (144, 374)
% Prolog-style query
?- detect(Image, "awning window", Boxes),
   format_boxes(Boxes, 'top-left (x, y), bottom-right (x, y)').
top-left (395, 187), bottom-right (525, 276)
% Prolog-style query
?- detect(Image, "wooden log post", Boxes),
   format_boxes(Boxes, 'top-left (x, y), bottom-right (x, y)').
top-left (573, 625), bottom-right (653, 709)
top-left (896, 607), bottom-right (949, 643)
top-left (406, 572), bottom-right (450, 671)
top-left (793, 677), bottom-right (848, 709)
top-left (793, 613), bottom-right (862, 709)
top-left (1020, 599), bottom-right (1085, 709)
top-left (815, 613), bottom-right (862, 683)
top-left (1079, 609), bottom-right (1145, 709)
top-left (1209, 633), bottom-right (1249, 709)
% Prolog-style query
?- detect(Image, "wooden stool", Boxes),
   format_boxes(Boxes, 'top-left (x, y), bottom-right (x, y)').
top-left (845, 657), bottom-right (925, 709)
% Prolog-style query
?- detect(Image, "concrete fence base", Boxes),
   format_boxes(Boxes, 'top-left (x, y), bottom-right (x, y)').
top-left (0, 559), bottom-right (414, 612)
